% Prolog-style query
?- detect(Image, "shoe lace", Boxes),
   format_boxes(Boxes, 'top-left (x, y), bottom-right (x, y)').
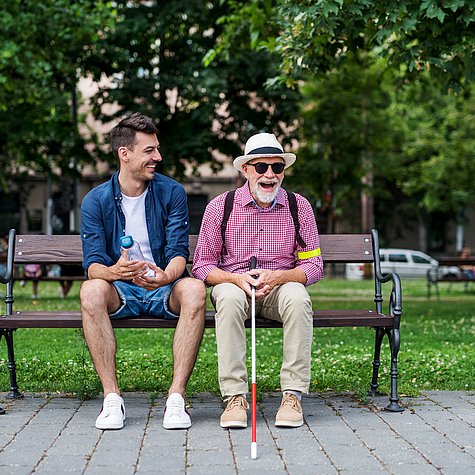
top-left (103, 396), bottom-right (122, 415)
top-left (166, 397), bottom-right (186, 416)
top-left (224, 395), bottom-right (247, 411)
top-left (281, 393), bottom-right (299, 410)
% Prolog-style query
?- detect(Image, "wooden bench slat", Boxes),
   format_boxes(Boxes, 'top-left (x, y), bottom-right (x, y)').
top-left (14, 233), bottom-right (374, 264)
top-left (1, 309), bottom-right (392, 329)
top-left (15, 235), bottom-right (84, 264)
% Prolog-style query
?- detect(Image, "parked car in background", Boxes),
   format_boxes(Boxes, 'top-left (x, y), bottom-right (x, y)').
top-left (345, 248), bottom-right (460, 280)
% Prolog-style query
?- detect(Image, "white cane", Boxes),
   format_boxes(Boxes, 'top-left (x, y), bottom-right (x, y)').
top-left (249, 256), bottom-right (258, 460)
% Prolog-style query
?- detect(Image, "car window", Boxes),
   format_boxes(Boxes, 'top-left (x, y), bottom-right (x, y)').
top-left (388, 253), bottom-right (408, 263)
top-left (412, 255), bottom-right (431, 264)
top-left (379, 254), bottom-right (386, 261)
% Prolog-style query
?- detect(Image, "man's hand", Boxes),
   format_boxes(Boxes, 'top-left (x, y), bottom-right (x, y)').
top-left (112, 254), bottom-right (149, 282)
top-left (230, 272), bottom-right (259, 298)
top-left (132, 262), bottom-right (171, 290)
top-left (245, 268), bottom-right (278, 300)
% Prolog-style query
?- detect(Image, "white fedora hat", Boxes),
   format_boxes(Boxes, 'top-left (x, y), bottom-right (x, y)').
top-left (233, 133), bottom-right (296, 173)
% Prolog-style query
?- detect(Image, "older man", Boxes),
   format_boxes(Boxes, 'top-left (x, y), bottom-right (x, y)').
top-left (192, 132), bottom-right (323, 428)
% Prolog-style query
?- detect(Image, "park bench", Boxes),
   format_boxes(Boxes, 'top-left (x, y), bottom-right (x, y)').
top-left (427, 257), bottom-right (475, 298)
top-left (0, 228), bottom-right (404, 413)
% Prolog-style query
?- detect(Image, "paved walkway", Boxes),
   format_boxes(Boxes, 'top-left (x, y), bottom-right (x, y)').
top-left (0, 391), bottom-right (474, 474)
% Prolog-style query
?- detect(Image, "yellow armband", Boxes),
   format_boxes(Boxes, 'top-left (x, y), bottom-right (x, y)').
top-left (297, 248), bottom-right (321, 260)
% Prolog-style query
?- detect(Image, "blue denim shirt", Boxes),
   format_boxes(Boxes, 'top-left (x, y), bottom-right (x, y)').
top-left (80, 172), bottom-right (189, 274)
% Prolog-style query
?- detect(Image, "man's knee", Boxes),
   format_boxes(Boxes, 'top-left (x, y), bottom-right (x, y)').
top-left (174, 278), bottom-right (206, 306)
top-left (212, 283), bottom-right (247, 308)
top-left (279, 283), bottom-right (312, 317)
top-left (80, 279), bottom-right (114, 314)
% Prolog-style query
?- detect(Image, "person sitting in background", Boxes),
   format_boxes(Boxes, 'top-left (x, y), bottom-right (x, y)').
top-left (459, 246), bottom-right (475, 279)
top-left (23, 263), bottom-right (43, 301)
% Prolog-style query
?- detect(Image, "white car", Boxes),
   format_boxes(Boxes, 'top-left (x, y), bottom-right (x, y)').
top-left (345, 248), bottom-right (460, 280)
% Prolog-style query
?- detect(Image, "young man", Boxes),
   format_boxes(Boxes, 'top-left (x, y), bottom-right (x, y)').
top-left (192, 132), bottom-right (323, 428)
top-left (80, 112), bottom-right (205, 430)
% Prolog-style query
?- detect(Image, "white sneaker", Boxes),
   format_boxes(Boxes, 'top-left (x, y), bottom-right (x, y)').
top-left (95, 393), bottom-right (125, 430)
top-left (163, 393), bottom-right (191, 429)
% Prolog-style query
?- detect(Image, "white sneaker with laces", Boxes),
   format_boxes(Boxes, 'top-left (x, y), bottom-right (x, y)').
top-left (163, 393), bottom-right (191, 429)
top-left (95, 393), bottom-right (125, 430)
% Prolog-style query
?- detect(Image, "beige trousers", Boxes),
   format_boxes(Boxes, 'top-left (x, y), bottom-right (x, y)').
top-left (211, 282), bottom-right (313, 397)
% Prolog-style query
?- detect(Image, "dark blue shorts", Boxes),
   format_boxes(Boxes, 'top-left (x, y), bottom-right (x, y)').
top-left (110, 280), bottom-right (181, 320)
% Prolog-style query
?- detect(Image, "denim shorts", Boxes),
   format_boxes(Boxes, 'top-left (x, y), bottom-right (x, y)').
top-left (110, 280), bottom-right (180, 320)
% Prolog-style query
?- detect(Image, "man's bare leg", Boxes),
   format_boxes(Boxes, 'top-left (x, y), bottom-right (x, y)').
top-left (168, 278), bottom-right (206, 395)
top-left (80, 279), bottom-right (122, 397)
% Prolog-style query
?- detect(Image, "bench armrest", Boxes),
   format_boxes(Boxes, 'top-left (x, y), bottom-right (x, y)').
top-left (0, 229), bottom-right (15, 285)
top-left (371, 229), bottom-right (402, 329)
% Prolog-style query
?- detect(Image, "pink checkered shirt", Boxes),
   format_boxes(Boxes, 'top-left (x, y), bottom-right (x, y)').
top-left (192, 183), bottom-right (324, 286)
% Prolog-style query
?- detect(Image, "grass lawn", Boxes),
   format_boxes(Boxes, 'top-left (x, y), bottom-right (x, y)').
top-left (1, 277), bottom-right (474, 400)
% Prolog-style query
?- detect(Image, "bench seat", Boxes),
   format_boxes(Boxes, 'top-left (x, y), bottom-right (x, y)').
top-left (1, 309), bottom-right (393, 329)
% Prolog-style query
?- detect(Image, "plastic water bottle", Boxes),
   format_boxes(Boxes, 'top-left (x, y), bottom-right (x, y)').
top-left (119, 235), bottom-right (155, 277)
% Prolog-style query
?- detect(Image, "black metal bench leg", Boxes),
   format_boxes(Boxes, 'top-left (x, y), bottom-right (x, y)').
top-left (368, 327), bottom-right (385, 396)
top-left (3, 330), bottom-right (22, 399)
top-left (385, 328), bottom-right (404, 412)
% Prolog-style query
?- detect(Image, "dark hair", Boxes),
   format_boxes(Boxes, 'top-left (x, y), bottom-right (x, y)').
top-left (109, 112), bottom-right (158, 159)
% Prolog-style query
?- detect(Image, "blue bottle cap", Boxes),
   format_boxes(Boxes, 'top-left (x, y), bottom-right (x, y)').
top-left (119, 235), bottom-right (133, 249)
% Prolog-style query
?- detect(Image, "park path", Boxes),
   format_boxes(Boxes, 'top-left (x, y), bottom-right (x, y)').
top-left (0, 391), bottom-right (474, 474)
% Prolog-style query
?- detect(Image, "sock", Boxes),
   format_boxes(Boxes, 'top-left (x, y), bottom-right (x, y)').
top-left (283, 390), bottom-right (302, 400)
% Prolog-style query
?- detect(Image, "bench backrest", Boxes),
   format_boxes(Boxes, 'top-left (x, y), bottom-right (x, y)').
top-left (13, 234), bottom-right (374, 265)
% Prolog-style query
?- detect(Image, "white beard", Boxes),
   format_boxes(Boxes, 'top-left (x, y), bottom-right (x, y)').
top-left (253, 181), bottom-right (280, 204)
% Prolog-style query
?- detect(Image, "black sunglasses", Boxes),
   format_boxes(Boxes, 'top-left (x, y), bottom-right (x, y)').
top-left (247, 162), bottom-right (285, 174)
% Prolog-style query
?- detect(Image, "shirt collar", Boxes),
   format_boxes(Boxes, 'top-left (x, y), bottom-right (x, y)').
top-left (112, 172), bottom-right (153, 200)
top-left (240, 181), bottom-right (285, 210)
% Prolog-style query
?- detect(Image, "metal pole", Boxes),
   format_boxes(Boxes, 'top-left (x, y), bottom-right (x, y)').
top-left (70, 87), bottom-right (79, 232)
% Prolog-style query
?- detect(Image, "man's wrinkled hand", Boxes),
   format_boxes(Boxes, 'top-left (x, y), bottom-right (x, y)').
top-left (245, 268), bottom-right (278, 294)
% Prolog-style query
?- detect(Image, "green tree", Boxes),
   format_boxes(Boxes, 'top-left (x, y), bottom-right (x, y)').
top-left (0, 1), bottom-right (301, 185)
top-left (396, 81), bottom-right (475, 217)
top-left (286, 53), bottom-right (404, 232)
top-left (84, 0), bottom-right (301, 177)
top-left (0, 1), bottom-right (115, 186)
top-left (217, 1), bottom-right (475, 89)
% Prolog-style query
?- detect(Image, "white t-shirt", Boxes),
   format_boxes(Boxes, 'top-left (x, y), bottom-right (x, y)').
top-left (121, 190), bottom-right (155, 265)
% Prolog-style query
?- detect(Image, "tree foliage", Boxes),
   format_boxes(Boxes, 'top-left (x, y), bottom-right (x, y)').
top-left (0, 1), bottom-right (301, 183)
top-left (218, 0), bottom-right (475, 89)
top-left (287, 58), bottom-right (475, 234)
top-left (395, 80), bottom-right (475, 216)
top-left (286, 53), bottom-right (405, 231)
top-left (81, 0), bottom-right (301, 176)
top-left (217, 1), bottom-right (475, 231)
top-left (0, 1), bottom-right (115, 184)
